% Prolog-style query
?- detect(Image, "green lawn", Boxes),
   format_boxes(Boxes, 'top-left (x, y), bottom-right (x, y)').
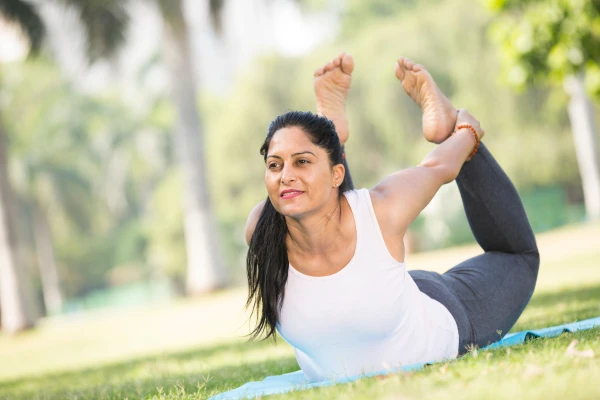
top-left (0, 223), bottom-right (599, 400)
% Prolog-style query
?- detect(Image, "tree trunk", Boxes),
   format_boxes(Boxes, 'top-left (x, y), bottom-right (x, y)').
top-left (159, 0), bottom-right (227, 295)
top-left (564, 74), bottom-right (600, 221)
top-left (33, 207), bottom-right (63, 315)
top-left (0, 114), bottom-right (37, 333)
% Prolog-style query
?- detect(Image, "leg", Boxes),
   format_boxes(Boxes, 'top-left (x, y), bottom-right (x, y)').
top-left (312, 53), bottom-right (355, 191)
top-left (393, 57), bottom-right (539, 352)
top-left (455, 142), bottom-right (538, 255)
top-left (314, 52), bottom-right (353, 146)
top-left (441, 143), bottom-right (539, 351)
top-left (412, 144), bottom-right (539, 353)
top-left (409, 269), bottom-right (472, 351)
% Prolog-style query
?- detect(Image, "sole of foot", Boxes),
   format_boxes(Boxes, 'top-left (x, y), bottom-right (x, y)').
top-left (394, 57), bottom-right (457, 144)
top-left (314, 52), bottom-right (354, 146)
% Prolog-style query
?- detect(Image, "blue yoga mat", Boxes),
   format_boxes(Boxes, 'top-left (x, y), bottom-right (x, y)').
top-left (209, 316), bottom-right (600, 400)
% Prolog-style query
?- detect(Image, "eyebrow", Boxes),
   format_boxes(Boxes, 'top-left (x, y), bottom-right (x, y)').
top-left (266, 151), bottom-right (316, 160)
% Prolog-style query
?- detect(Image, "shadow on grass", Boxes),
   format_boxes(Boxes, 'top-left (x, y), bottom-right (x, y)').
top-left (0, 337), bottom-right (298, 400)
top-left (3, 284), bottom-right (600, 400)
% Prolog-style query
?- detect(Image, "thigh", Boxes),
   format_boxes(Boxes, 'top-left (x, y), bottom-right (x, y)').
top-left (409, 270), bottom-right (472, 354)
top-left (441, 251), bottom-right (539, 348)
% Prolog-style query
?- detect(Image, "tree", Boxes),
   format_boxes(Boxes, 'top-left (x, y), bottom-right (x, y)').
top-left (0, 0), bottom-right (128, 332)
top-left (207, 0), bottom-right (589, 261)
top-left (487, 0), bottom-right (600, 220)
top-left (155, 0), bottom-right (315, 295)
top-left (6, 63), bottom-right (98, 314)
top-left (156, 0), bottom-right (227, 295)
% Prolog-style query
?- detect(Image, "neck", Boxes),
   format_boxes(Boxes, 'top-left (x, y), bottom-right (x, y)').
top-left (285, 194), bottom-right (344, 256)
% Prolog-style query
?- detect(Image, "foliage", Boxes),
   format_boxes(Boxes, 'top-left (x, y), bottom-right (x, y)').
top-left (0, 0), bottom-right (130, 61)
top-left (144, 168), bottom-right (187, 289)
top-left (340, 0), bottom-right (417, 36)
top-left (487, 0), bottom-right (600, 98)
top-left (60, 0), bottom-right (130, 62)
top-left (1, 58), bottom-right (173, 297)
top-left (206, 0), bottom-right (585, 259)
top-left (0, 0), bottom-right (45, 53)
top-left (1, 0), bottom-right (597, 301)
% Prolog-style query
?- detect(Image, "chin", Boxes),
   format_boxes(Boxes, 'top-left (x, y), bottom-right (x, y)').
top-left (276, 201), bottom-right (308, 218)
top-left (278, 204), bottom-right (303, 217)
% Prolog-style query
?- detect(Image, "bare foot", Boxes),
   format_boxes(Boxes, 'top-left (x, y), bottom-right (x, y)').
top-left (394, 57), bottom-right (457, 144)
top-left (314, 52), bottom-right (354, 146)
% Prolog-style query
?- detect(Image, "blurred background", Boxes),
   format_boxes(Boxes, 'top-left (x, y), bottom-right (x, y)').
top-left (0, 0), bottom-right (598, 340)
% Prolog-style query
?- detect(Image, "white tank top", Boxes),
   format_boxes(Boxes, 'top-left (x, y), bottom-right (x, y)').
top-left (277, 188), bottom-right (459, 382)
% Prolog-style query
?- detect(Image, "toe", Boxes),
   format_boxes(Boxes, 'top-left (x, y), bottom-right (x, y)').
top-left (314, 67), bottom-right (324, 77)
top-left (325, 61), bottom-right (335, 72)
top-left (394, 62), bottom-right (405, 80)
top-left (335, 52), bottom-right (346, 67)
top-left (341, 53), bottom-right (354, 74)
top-left (397, 58), bottom-right (408, 72)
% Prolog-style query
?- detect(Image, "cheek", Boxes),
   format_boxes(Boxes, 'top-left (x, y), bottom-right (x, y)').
top-left (265, 173), bottom-right (279, 192)
top-left (309, 167), bottom-right (331, 187)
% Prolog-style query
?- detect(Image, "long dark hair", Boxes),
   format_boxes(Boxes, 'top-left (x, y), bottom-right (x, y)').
top-left (246, 111), bottom-right (352, 341)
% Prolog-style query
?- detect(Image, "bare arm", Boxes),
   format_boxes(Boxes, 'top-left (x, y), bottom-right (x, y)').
top-left (245, 200), bottom-right (266, 245)
top-left (371, 110), bottom-right (484, 237)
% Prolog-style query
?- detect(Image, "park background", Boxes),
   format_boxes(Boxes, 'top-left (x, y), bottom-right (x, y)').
top-left (0, 0), bottom-right (599, 399)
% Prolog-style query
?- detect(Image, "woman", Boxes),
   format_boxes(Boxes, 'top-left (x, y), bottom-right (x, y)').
top-left (245, 53), bottom-right (539, 382)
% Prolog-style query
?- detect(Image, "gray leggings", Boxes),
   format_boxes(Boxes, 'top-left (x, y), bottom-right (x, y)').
top-left (343, 143), bottom-right (540, 354)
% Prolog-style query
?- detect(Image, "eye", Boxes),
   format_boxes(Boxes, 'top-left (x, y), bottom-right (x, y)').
top-left (268, 162), bottom-right (280, 170)
top-left (297, 159), bottom-right (309, 165)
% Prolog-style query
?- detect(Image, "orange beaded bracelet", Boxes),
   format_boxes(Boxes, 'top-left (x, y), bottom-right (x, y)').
top-left (453, 124), bottom-right (480, 161)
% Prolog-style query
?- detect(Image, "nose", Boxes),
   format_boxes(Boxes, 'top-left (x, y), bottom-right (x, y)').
top-left (280, 163), bottom-right (297, 185)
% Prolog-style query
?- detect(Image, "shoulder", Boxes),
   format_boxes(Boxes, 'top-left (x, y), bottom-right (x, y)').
top-left (343, 188), bottom-right (387, 216)
top-left (366, 186), bottom-right (397, 231)
top-left (343, 188), bottom-right (396, 232)
top-left (246, 200), bottom-right (266, 245)
top-left (368, 172), bottom-right (415, 236)
top-left (355, 186), bottom-right (407, 263)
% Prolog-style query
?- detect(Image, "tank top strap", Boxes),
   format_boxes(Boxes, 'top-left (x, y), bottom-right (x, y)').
top-left (344, 188), bottom-right (399, 266)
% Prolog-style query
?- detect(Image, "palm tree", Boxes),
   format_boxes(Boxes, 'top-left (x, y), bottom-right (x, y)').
top-left (155, 0), bottom-right (311, 294)
top-left (156, 0), bottom-right (227, 295)
top-left (0, 0), bottom-right (129, 332)
top-left (17, 139), bottom-right (96, 316)
top-left (0, 114), bottom-right (39, 333)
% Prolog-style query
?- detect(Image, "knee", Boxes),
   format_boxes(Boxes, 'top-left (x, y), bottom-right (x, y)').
top-left (522, 250), bottom-right (540, 280)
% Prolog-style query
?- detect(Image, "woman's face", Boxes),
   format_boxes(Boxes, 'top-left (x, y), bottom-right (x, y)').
top-left (265, 126), bottom-right (343, 218)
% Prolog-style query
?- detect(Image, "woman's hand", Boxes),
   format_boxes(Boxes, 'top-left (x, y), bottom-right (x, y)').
top-left (455, 109), bottom-right (485, 140)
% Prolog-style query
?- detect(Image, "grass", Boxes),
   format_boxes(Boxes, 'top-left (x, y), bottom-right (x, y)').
top-left (0, 223), bottom-right (598, 399)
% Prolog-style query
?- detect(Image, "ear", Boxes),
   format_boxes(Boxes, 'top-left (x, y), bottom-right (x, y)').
top-left (332, 163), bottom-right (345, 187)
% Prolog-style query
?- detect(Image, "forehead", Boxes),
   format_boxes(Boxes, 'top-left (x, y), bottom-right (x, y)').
top-left (267, 126), bottom-right (318, 155)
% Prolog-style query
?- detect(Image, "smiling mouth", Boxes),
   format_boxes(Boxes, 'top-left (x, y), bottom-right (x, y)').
top-left (281, 191), bottom-right (304, 199)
